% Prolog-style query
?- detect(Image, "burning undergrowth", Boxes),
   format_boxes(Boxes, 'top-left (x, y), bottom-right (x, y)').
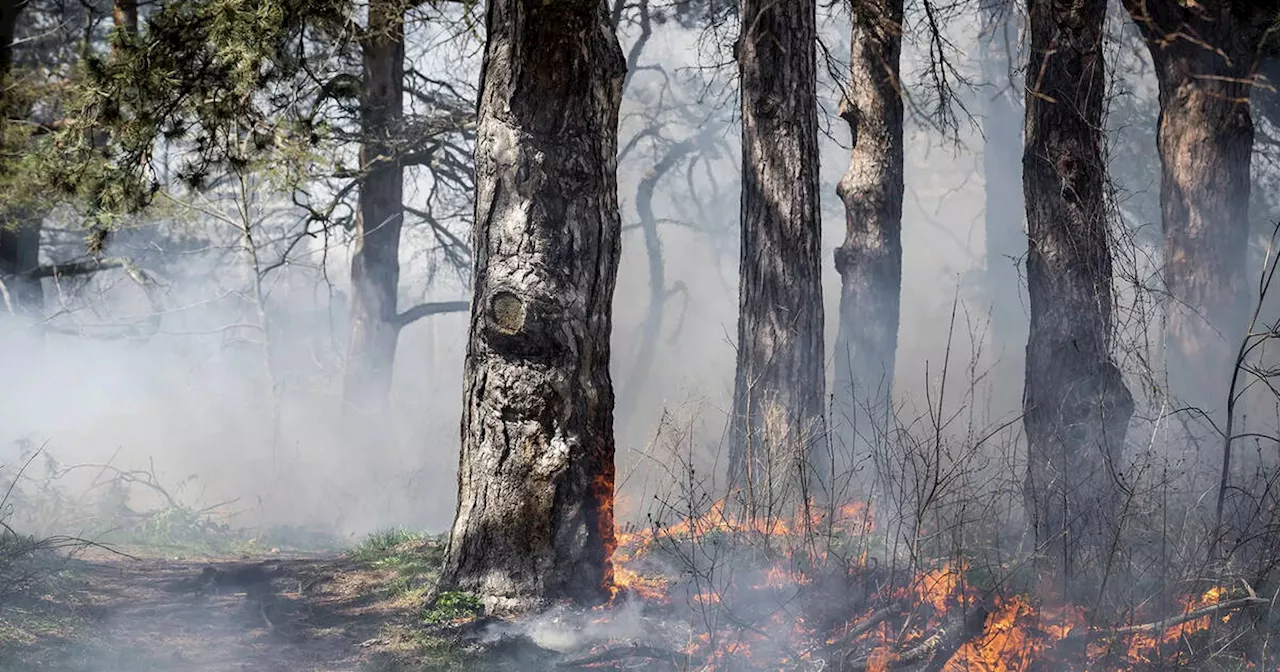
top-left (442, 451), bottom-right (1280, 672)
top-left (436, 366), bottom-right (1280, 672)
top-left (490, 494), bottom-right (1272, 672)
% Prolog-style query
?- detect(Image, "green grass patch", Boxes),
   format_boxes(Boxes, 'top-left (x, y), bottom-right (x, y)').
top-left (351, 528), bottom-right (429, 563)
top-left (422, 591), bottom-right (482, 625)
top-left (350, 529), bottom-right (447, 601)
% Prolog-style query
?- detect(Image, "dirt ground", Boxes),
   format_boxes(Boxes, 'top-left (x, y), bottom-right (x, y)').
top-left (0, 551), bottom-right (442, 672)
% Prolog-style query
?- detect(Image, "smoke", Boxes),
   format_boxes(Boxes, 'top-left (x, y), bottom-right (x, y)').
top-left (0, 5), bottom-right (1003, 542)
top-left (6, 0), bottom-right (1263, 553)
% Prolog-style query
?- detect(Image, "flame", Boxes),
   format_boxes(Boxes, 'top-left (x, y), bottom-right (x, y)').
top-left (600, 492), bottom-right (1243, 670)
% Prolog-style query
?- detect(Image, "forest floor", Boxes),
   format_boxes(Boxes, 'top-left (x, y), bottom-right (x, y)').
top-left (0, 535), bottom-right (482, 672)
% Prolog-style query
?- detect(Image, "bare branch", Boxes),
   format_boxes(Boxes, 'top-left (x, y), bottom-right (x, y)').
top-left (394, 300), bottom-right (468, 328)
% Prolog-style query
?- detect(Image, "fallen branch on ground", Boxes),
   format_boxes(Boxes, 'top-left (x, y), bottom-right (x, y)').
top-left (1066, 594), bottom-right (1268, 642)
top-left (844, 601), bottom-right (990, 672)
top-left (828, 606), bottom-right (894, 649)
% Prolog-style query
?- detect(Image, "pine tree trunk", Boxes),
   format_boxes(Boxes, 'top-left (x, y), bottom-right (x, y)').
top-left (112, 0), bottom-right (137, 36)
top-left (437, 0), bottom-right (625, 613)
top-left (1022, 0), bottom-right (1133, 592)
top-left (729, 0), bottom-right (826, 504)
top-left (0, 0), bottom-right (40, 318)
top-left (0, 223), bottom-right (40, 316)
top-left (343, 0), bottom-right (405, 412)
top-left (831, 0), bottom-right (904, 481)
top-left (980, 0), bottom-right (1025, 360)
top-left (1120, 0), bottom-right (1273, 416)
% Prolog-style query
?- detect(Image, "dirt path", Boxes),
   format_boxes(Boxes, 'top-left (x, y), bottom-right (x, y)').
top-left (4, 553), bottom-right (426, 672)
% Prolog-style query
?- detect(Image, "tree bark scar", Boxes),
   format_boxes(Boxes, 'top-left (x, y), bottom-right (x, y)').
top-left (490, 291), bottom-right (525, 334)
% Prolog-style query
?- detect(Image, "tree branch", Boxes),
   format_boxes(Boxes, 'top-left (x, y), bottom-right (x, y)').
top-left (1065, 595), bottom-right (1268, 642)
top-left (395, 300), bottom-right (468, 328)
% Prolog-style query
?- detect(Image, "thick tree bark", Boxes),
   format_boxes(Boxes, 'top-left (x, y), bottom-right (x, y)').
top-left (728, 0), bottom-right (826, 504)
top-left (979, 0), bottom-right (1025, 359)
top-left (437, 0), bottom-right (625, 612)
top-left (831, 0), bottom-right (904, 478)
top-left (343, 0), bottom-right (405, 412)
top-left (1022, 0), bottom-right (1134, 592)
top-left (1120, 0), bottom-right (1277, 415)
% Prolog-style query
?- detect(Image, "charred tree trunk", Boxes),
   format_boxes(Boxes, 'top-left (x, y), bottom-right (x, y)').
top-left (437, 0), bottom-right (625, 612)
top-left (343, 0), bottom-right (405, 413)
top-left (1022, 0), bottom-right (1134, 592)
top-left (979, 0), bottom-right (1026, 361)
top-left (0, 0), bottom-right (39, 318)
top-left (729, 0), bottom-right (826, 504)
top-left (831, 0), bottom-right (904, 480)
top-left (1120, 0), bottom-right (1276, 416)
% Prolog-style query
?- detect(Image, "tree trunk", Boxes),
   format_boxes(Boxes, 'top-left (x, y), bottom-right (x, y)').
top-left (112, 0), bottom-right (137, 38)
top-left (831, 0), bottom-right (904, 484)
top-left (729, 0), bottom-right (826, 505)
top-left (0, 0), bottom-right (39, 318)
top-left (437, 0), bottom-right (625, 613)
top-left (1022, 0), bottom-right (1134, 594)
top-left (1120, 0), bottom-right (1274, 417)
top-left (0, 223), bottom-right (40, 316)
top-left (979, 0), bottom-right (1025, 362)
top-left (343, 0), bottom-right (405, 413)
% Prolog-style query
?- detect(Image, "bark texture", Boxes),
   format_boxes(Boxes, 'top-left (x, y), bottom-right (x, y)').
top-left (831, 0), bottom-right (904, 477)
top-left (343, 0), bottom-right (405, 412)
top-left (1022, 0), bottom-right (1134, 589)
top-left (729, 0), bottom-right (826, 501)
top-left (980, 0), bottom-right (1025, 357)
top-left (1121, 0), bottom-right (1277, 413)
top-left (438, 0), bottom-right (625, 612)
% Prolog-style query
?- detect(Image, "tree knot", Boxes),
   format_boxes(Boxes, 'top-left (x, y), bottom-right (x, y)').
top-left (490, 291), bottom-right (526, 335)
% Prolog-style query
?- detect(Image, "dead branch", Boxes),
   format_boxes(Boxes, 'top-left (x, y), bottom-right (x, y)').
top-left (27, 257), bottom-right (150, 281)
top-left (828, 606), bottom-right (894, 649)
top-left (50, 462), bottom-right (184, 511)
top-left (27, 256), bottom-right (166, 339)
top-left (394, 300), bottom-right (469, 328)
top-left (844, 601), bottom-right (990, 671)
top-left (1065, 595), bottom-right (1269, 642)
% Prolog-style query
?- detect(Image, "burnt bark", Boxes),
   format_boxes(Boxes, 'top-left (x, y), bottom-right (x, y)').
top-left (729, 0), bottom-right (826, 503)
top-left (831, 0), bottom-right (904, 477)
top-left (1120, 0), bottom-right (1278, 414)
top-left (342, 0), bottom-right (405, 412)
top-left (1022, 0), bottom-right (1134, 591)
top-left (437, 0), bottom-right (625, 612)
top-left (980, 0), bottom-right (1026, 358)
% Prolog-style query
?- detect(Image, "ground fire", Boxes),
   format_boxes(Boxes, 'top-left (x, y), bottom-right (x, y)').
top-left (563, 497), bottom-right (1276, 671)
